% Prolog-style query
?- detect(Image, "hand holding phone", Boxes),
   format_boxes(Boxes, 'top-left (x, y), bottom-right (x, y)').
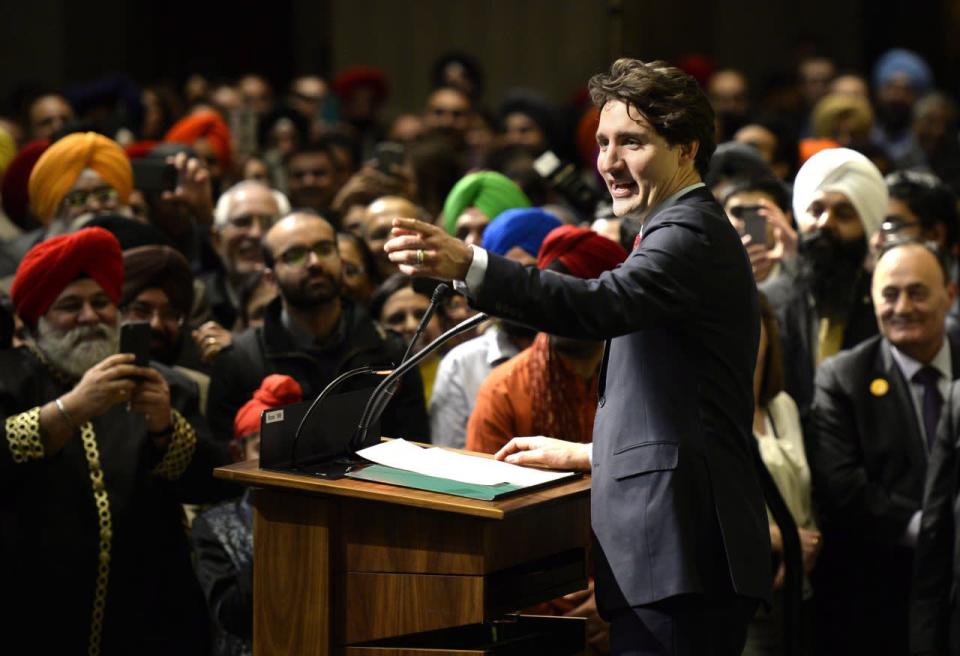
top-left (119, 322), bottom-right (151, 372)
top-left (132, 160), bottom-right (177, 194)
top-left (374, 142), bottom-right (406, 175)
top-left (739, 205), bottom-right (768, 247)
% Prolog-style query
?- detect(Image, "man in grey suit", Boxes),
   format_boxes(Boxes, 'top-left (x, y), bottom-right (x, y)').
top-left (385, 59), bottom-right (771, 655)
top-left (808, 241), bottom-right (959, 655)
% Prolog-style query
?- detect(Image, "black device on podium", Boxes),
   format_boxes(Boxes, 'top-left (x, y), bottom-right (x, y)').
top-left (258, 380), bottom-right (382, 478)
top-left (258, 283), bottom-right (487, 479)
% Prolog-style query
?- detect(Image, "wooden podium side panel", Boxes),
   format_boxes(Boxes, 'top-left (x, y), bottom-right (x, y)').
top-left (483, 495), bottom-right (591, 572)
top-left (342, 500), bottom-right (486, 574)
top-left (343, 572), bottom-right (484, 643)
top-left (254, 489), bottom-right (335, 656)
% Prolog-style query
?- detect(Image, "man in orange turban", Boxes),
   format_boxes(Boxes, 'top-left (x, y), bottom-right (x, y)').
top-left (2, 226), bottom-right (231, 654)
top-left (27, 131), bottom-right (133, 226)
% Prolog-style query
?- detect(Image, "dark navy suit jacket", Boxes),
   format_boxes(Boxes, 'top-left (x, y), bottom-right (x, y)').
top-left (470, 187), bottom-right (772, 612)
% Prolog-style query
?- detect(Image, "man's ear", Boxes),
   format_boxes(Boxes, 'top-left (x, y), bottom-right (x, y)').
top-left (678, 140), bottom-right (700, 166)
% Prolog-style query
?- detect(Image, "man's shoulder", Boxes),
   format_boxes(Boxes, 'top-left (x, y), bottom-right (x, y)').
top-left (478, 346), bottom-right (531, 396)
top-left (439, 330), bottom-right (497, 369)
top-left (0, 346), bottom-right (39, 366)
top-left (210, 327), bottom-right (266, 385)
top-left (223, 326), bottom-right (263, 360)
top-left (643, 187), bottom-right (736, 248)
top-left (343, 305), bottom-right (403, 358)
top-left (656, 186), bottom-right (723, 221)
top-left (0, 347), bottom-right (43, 386)
top-left (816, 335), bottom-right (886, 392)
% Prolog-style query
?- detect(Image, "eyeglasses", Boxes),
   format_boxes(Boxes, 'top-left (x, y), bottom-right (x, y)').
top-left (278, 240), bottom-right (337, 266)
top-left (880, 216), bottom-right (922, 235)
top-left (62, 186), bottom-right (119, 209)
top-left (227, 213), bottom-right (277, 230)
top-left (122, 301), bottom-right (185, 328)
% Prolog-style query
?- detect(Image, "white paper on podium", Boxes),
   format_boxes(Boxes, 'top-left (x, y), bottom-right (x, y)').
top-left (357, 439), bottom-right (575, 487)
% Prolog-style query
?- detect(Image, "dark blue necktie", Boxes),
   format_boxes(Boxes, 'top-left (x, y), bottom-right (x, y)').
top-left (913, 366), bottom-right (943, 450)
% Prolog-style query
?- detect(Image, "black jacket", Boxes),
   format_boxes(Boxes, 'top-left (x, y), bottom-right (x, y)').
top-left (206, 297), bottom-right (429, 444)
top-left (807, 334), bottom-right (960, 655)
top-left (768, 265), bottom-right (878, 420)
top-left (471, 186), bottom-right (772, 613)
top-left (0, 348), bottom-right (232, 655)
top-left (911, 380), bottom-right (960, 656)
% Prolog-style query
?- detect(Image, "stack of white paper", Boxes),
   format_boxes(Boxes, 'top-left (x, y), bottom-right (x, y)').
top-left (357, 439), bottom-right (574, 487)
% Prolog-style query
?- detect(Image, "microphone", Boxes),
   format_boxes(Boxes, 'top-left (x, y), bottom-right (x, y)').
top-left (288, 282), bottom-right (453, 468)
top-left (289, 365), bottom-right (381, 468)
top-left (352, 310), bottom-right (489, 452)
top-left (401, 282), bottom-right (452, 363)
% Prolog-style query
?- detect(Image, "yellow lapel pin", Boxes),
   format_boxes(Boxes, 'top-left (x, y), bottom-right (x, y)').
top-left (870, 378), bottom-right (889, 397)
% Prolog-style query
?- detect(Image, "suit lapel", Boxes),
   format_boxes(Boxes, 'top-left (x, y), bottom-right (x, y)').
top-left (597, 340), bottom-right (611, 399)
top-left (948, 333), bottom-right (960, 381)
top-left (879, 340), bottom-right (928, 469)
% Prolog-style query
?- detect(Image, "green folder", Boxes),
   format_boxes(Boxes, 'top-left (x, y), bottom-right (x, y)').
top-left (346, 464), bottom-right (524, 501)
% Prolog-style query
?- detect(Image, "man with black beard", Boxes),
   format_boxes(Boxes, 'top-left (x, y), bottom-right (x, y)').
top-left (206, 211), bottom-right (429, 443)
top-left (767, 147), bottom-right (889, 417)
top-left (0, 227), bottom-right (230, 655)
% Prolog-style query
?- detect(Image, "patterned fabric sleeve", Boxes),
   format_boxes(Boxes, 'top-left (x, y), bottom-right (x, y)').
top-left (4, 407), bottom-right (44, 464)
top-left (152, 409), bottom-right (198, 480)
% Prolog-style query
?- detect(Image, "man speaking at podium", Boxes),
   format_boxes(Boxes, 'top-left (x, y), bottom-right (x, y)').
top-left (385, 58), bottom-right (771, 655)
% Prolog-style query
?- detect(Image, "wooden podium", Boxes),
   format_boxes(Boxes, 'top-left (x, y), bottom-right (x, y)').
top-left (215, 458), bottom-right (592, 655)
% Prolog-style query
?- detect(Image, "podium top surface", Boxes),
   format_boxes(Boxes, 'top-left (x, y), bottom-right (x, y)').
top-left (214, 458), bottom-right (591, 520)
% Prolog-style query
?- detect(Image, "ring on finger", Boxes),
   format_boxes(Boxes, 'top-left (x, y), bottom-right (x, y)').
top-left (205, 336), bottom-right (218, 346)
top-left (416, 249), bottom-right (424, 266)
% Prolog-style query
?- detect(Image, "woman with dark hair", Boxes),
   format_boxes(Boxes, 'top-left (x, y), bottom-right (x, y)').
top-left (745, 294), bottom-right (821, 656)
top-left (336, 231), bottom-right (380, 309)
top-left (369, 274), bottom-right (444, 405)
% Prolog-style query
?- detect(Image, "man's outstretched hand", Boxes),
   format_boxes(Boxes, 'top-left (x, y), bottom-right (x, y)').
top-left (384, 217), bottom-right (474, 280)
top-left (495, 436), bottom-right (592, 472)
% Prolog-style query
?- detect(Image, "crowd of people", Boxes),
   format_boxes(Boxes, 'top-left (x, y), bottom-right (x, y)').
top-left (1, 46), bottom-right (959, 655)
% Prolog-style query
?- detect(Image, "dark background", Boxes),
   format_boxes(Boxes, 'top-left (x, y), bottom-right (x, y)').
top-left (2, 0), bottom-right (957, 116)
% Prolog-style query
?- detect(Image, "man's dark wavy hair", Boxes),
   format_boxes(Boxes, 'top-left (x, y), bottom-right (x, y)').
top-left (588, 58), bottom-right (716, 177)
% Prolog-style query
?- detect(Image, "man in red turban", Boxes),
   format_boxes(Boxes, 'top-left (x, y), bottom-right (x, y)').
top-left (1, 227), bottom-right (231, 654)
top-left (232, 373), bottom-right (302, 461)
top-left (1, 139), bottom-right (49, 231)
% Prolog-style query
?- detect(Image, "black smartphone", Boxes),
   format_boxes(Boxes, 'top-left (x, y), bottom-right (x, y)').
top-left (132, 160), bottom-right (177, 194)
top-left (374, 142), bottom-right (405, 175)
top-left (741, 206), bottom-right (767, 247)
top-left (119, 322), bottom-right (151, 369)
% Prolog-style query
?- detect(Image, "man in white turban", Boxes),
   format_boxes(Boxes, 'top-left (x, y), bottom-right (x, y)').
top-left (768, 147), bottom-right (889, 416)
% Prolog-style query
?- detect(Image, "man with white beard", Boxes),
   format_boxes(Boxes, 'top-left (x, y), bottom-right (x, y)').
top-left (0, 227), bottom-right (232, 655)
